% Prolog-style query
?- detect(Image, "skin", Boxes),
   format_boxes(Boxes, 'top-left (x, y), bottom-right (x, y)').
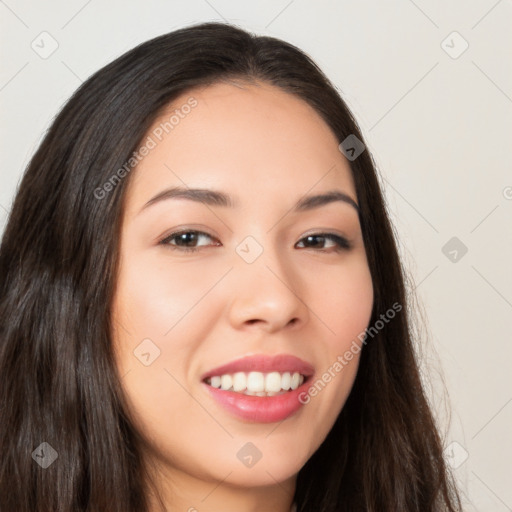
top-left (111, 80), bottom-right (374, 512)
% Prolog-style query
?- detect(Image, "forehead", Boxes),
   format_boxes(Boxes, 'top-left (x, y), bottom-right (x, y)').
top-left (124, 81), bottom-right (356, 214)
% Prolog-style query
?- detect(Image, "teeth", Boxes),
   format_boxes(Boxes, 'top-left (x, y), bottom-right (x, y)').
top-left (220, 374), bottom-right (232, 390)
top-left (210, 376), bottom-right (221, 388)
top-left (247, 371), bottom-right (265, 392)
top-left (232, 372), bottom-right (246, 392)
top-left (291, 372), bottom-right (300, 390)
top-left (265, 372), bottom-right (282, 393)
top-left (206, 371), bottom-right (306, 395)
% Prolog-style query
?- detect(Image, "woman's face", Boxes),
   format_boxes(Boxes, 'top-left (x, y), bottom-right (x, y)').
top-left (112, 81), bottom-right (374, 504)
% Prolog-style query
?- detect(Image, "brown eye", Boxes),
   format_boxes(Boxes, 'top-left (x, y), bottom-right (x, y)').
top-left (159, 230), bottom-right (218, 253)
top-left (296, 233), bottom-right (351, 252)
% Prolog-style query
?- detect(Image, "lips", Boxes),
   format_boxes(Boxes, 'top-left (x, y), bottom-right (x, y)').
top-left (201, 354), bottom-right (315, 380)
top-left (201, 354), bottom-right (315, 423)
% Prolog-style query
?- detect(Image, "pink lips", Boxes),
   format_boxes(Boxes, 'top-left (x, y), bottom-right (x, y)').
top-left (201, 354), bottom-right (315, 424)
top-left (201, 354), bottom-right (315, 381)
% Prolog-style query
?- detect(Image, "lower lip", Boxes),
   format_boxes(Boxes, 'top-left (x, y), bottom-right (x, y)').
top-left (202, 379), bottom-right (312, 423)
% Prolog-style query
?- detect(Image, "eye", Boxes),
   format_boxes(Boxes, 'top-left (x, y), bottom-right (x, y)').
top-left (159, 229), bottom-right (352, 254)
top-left (159, 230), bottom-right (219, 253)
top-left (295, 233), bottom-right (352, 252)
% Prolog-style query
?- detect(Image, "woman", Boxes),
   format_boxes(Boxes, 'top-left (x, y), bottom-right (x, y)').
top-left (0, 22), bottom-right (462, 511)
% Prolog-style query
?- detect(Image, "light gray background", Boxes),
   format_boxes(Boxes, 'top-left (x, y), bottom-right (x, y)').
top-left (1, 1), bottom-right (511, 510)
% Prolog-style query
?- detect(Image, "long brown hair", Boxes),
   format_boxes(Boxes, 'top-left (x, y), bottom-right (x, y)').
top-left (0, 21), bottom-right (462, 511)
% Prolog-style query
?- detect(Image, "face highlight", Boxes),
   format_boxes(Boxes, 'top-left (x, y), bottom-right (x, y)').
top-left (111, 81), bottom-right (374, 510)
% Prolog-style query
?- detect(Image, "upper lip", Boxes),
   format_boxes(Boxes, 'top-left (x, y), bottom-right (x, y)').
top-left (201, 354), bottom-right (315, 381)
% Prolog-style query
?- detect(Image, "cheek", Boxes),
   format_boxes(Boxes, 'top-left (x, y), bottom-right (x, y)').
top-left (111, 253), bottom-right (227, 396)
top-left (301, 257), bottom-right (373, 420)
top-left (113, 255), bottom-right (217, 342)
top-left (111, 259), bottom-right (211, 448)
top-left (313, 257), bottom-right (374, 350)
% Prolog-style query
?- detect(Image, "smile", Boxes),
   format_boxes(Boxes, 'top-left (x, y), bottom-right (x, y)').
top-left (201, 354), bottom-right (314, 423)
top-left (205, 371), bottom-right (306, 396)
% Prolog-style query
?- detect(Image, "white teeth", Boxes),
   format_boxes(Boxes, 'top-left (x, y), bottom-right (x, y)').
top-left (281, 372), bottom-right (291, 390)
top-left (245, 390), bottom-right (266, 397)
top-left (290, 372), bottom-right (300, 390)
top-left (247, 372), bottom-right (265, 392)
top-left (232, 372), bottom-right (246, 392)
top-left (220, 374), bottom-right (232, 390)
top-left (265, 372), bottom-right (283, 393)
top-left (206, 371), bottom-right (306, 395)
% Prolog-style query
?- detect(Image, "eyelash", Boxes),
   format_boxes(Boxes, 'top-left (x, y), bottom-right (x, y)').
top-left (158, 230), bottom-right (352, 253)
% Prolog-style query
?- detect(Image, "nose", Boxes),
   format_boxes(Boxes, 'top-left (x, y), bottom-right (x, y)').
top-left (227, 244), bottom-right (310, 333)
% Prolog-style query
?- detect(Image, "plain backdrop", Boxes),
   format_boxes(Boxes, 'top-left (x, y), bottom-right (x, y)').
top-left (1, 1), bottom-right (511, 510)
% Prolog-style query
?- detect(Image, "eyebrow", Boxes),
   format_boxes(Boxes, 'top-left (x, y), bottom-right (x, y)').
top-left (139, 186), bottom-right (359, 214)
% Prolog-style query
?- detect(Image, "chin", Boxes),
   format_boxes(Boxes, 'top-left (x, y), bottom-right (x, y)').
top-left (226, 449), bottom-right (308, 487)
top-left (221, 464), bottom-right (300, 489)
